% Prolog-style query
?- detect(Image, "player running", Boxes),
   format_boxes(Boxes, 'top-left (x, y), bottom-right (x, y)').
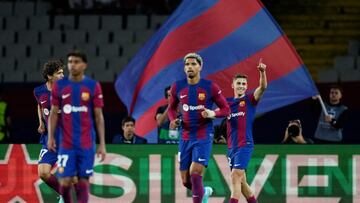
top-left (168, 53), bottom-right (230, 203)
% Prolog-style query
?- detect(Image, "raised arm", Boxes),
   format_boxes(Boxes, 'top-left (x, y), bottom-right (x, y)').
top-left (254, 59), bottom-right (267, 101)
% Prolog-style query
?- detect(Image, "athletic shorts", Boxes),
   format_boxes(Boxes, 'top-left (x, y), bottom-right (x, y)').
top-left (56, 147), bottom-right (95, 178)
top-left (38, 146), bottom-right (58, 166)
top-left (227, 146), bottom-right (253, 170)
top-left (178, 139), bottom-right (212, 170)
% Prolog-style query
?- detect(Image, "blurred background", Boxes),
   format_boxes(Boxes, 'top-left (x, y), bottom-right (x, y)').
top-left (0, 0), bottom-right (359, 144)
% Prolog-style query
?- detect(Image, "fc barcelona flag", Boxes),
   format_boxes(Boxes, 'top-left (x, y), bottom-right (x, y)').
top-left (115, 0), bottom-right (318, 143)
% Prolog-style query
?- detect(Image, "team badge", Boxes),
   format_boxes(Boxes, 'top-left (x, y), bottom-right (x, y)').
top-left (198, 93), bottom-right (206, 100)
top-left (239, 101), bottom-right (245, 107)
top-left (81, 92), bottom-right (90, 101)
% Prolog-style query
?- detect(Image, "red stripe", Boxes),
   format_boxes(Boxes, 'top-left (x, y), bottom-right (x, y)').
top-left (62, 86), bottom-right (73, 149)
top-left (80, 87), bottom-right (92, 149)
top-left (180, 88), bottom-right (190, 140)
top-left (207, 36), bottom-right (303, 97)
top-left (135, 35), bottom-right (302, 136)
top-left (129, 0), bottom-right (262, 113)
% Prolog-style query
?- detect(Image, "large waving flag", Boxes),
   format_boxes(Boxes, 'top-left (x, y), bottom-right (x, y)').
top-left (115, 0), bottom-right (318, 143)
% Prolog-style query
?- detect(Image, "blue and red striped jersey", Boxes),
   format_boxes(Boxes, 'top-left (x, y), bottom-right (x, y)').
top-left (34, 84), bottom-right (51, 145)
top-left (51, 76), bottom-right (104, 149)
top-left (169, 78), bottom-right (229, 141)
top-left (226, 94), bottom-right (258, 149)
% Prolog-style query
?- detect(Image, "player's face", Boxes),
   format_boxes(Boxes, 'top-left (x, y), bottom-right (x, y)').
top-left (166, 89), bottom-right (171, 103)
top-left (184, 58), bottom-right (201, 79)
top-left (48, 69), bottom-right (64, 82)
top-left (67, 56), bottom-right (87, 77)
top-left (329, 88), bottom-right (342, 104)
top-left (122, 121), bottom-right (135, 139)
top-left (232, 78), bottom-right (248, 97)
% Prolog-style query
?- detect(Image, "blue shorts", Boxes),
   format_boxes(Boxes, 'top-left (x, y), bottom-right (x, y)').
top-left (227, 146), bottom-right (253, 170)
top-left (38, 146), bottom-right (58, 166)
top-left (57, 147), bottom-right (95, 178)
top-left (178, 139), bottom-right (212, 170)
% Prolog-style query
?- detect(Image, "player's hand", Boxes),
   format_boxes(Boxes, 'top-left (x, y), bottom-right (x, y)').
top-left (97, 144), bottom-right (106, 162)
top-left (170, 119), bottom-right (180, 129)
top-left (201, 108), bottom-right (216, 119)
top-left (257, 58), bottom-right (266, 72)
top-left (47, 137), bottom-right (56, 152)
top-left (38, 124), bottom-right (45, 134)
top-left (312, 94), bottom-right (321, 100)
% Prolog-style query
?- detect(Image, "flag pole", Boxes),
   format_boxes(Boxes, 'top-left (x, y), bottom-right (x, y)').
top-left (318, 95), bottom-right (329, 116)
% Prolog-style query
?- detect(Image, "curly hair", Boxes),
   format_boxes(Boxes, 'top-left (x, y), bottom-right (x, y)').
top-left (41, 59), bottom-right (65, 81)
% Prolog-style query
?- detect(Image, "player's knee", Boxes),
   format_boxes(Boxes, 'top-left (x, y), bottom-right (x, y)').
top-left (38, 168), bottom-right (51, 180)
top-left (231, 170), bottom-right (244, 182)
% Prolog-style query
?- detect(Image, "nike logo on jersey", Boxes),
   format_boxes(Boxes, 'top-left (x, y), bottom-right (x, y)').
top-left (198, 158), bottom-right (206, 162)
top-left (62, 93), bottom-right (71, 99)
top-left (180, 95), bottom-right (187, 99)
top-left (40, 100), bottom-right (46, 104)
top-left (234, 164), bottom-right (241, 167)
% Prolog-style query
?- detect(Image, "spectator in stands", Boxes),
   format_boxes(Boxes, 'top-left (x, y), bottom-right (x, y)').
top-left (155, 86), bottom-right (180, 144)
top-left (313, 86), bottom-right (348, 143)
top-left (282, 119), bottom-right (313, 144)
top-left (112, 116), bottom-right (147, 144)
top-left (0, 90), bottom-right (11, 143)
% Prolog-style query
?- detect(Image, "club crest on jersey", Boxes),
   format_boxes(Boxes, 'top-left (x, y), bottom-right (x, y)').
top-left (198, 93), bottom-right (206, 100)
top-left (81, 92), bottom-right (90, 101)
top-left (239, 101), bottom-right (245, 107)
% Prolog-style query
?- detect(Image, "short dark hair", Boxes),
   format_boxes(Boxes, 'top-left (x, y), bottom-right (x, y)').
top-left (330, 85), bottom-right (343, 94)
top-left (122, 116), bottom-right (135, 126)
top-left (164, 86), bottom-right (171, 99)
top-left (233, 73), bottom-right (248, 81)
top-left (42, 59), bottom-right (65, 81)
top-left (67, 50), bottom-right (87, 63)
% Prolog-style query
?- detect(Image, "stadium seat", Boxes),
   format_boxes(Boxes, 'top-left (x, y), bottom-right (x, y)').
top-left (14, 1), bottom-right (35, 16)
top-left (74, 44), bottom-right (98, 57)
top-left (2, 70), bottom-right (25, 82)
top-left (334, 56), bottom-right (356, 73)
top-left (339, 69), bottom-right (360, 82)
top-left (98, 44), bottom-right (120, 57)
top-left (29, 16), bottom-right (50, 30)
top-left (112, 30), bottom-right (134, 44)
top-left (0, 31), bottom-right (15, 45)
top-left (101, 15), bottom-right (123, 31)
top-left (87, 57), bottom-right (107, 71)
top-left (134, 30), bottom-right (154, 44)
top-left (64, 30), bottom-right (87, 44)
top-left (127, 15), bottom-right (148, 30)
top-left (122, 43), bottom-right (142, 59)
top-left (0, 2), bottom-right (13, 16)
top-left (54, 15), bottom-right (75, 30)
top-left (108, 57), bottom-right (129, 72)
top-left (30, 44), bottom-right (52, 59)
top-left (26, 71), bottom-right (43, 82)
top-left (348, 40), bottom-right (360, 56)
top-left (0, 57), bottom-right (15, 72)
top-left (92, 70), bottom-right (115, 82)
top-left (6, 16), bottom-right (28, 30)
top-left (5, 44), bottom-right (28, 58)
top-left (53, 44), bottom-right (74, 58)
top-left (150, 15), bottom-right (169, 29)
top-left (317, 69), bottom-right (338, 83)
top-left (41, 30), bottom-right (63, 44)
top-left (16, 58), bottom-right (39, 72)
top-left (17, 30), bottom-right (39, 44)
top-left (35, 1), bottom-right (51, 15)
top-left (88, 30), bottom-right (110, 44)
top-left (79, 15), bottom-right (100, 30)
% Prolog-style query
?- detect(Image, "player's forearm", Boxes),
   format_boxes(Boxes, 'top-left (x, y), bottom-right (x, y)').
top-left (259, 70), bottom-right (267, 91)
top-left (214, 96), bottom-right (230, 118)
top-left (48, 110), bottom-right (58, 139)
top-left (37, 105), bottom-right (43, 125)
top-left (156, 109), bottom-right (169, 126)
top-left (95, 112), bottom-right (106, 145)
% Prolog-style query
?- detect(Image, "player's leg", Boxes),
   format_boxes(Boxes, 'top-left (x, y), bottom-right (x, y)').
top-left (230, 168), bottom-right (245, 202)
top-left (75, 148), bottom-right (95, 203)
top-left (38, 147), bottom-right (61, 194)
top-left (57, 149), bottom-right (76, 203)
top-left (179, 140), bottom-right (193, 190)
top-left (190, 139), bottom-right (213, 203)
top-left (241, 174), bottom-right (257, 203)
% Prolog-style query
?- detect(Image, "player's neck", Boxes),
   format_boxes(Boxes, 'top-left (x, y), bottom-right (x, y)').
top-left (46, 81), bottom-right (53, 91)
top-left (187, 76), bottom-right (200, 85)
top-left (234, 94), bottom-right (245, 99)
top-left (69, 74), bottom-right (85, 82)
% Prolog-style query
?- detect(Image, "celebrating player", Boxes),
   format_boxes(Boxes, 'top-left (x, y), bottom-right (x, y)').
top-left (226, 59), bottom-right (267, 203)
top-left (34, 59), bottom-right (64, 202)
top-left (168, 53), bottom-right (230, 203)
top-left (47, 51), bottom-right (106, 203)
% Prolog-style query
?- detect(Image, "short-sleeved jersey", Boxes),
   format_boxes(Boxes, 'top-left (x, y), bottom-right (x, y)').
top-left (51, 76), bottom-right (104, 150)
top-left (169, 79), bottom-right (229, 141)
top-left (226, 94), bottom-right (258, 149)
top-left (34, 84), bottom-right (52, 145)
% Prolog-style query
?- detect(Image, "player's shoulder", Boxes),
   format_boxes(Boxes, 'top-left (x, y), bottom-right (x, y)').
top-left (173, 79), bottom-right (187, 89)
top-left (34, 83), bottom-right (47, 95)
top-left (83, 76), bottom-right (99, 86)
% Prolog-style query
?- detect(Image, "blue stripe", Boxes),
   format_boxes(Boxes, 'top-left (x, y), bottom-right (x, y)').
top-left (189, 84), bottom-right (198, 140)
top-left (256, 66), bottom-right (318, 115)
top-left (115, 0), bottom-right (220, 110)
top-left (132, 9), bottom-right (283, 118)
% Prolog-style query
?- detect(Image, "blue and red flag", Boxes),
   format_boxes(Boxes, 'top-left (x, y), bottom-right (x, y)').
top-left (115, 0), bottom-right (318, 143)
